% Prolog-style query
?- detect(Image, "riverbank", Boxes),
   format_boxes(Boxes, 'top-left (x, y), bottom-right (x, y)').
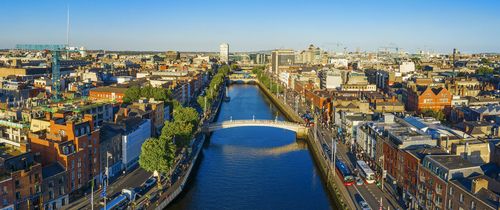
top-left (137, 83), bottom-right (226, 210)
top-left (244, 79), bottom-right (355, 210)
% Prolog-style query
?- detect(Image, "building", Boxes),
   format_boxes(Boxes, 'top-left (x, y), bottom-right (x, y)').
top-left (89, 87), bottom-right (127, 103)
top-left (0, 150), bottom-right (42, 210)
top-left (219, 43), bottom-right (229, 63)
top-left (41, 163), bottom-right (68, 210)
top-left (165, 51), bottom-right (180, 62)
top-left (417, 155), bottom-right (482, 210)
top-left (447, 174), bottom-right (500, 210)
top-left (99, 123), bottom-right (123, 180)
top-left (320, 69), bottom-right (342, 90)
top-left (271, 49), bottom-right (295, 74)
top-left (120, 117), bottom-right (151, 171)
top-left (404, 86), bottom-right (452, 112)
top-left (29, 111), bottom-right (100, 195)
top-left (399, 61), bottom-right (415, 74)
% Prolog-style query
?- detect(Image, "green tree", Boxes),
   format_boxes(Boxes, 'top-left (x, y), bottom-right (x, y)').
top-left (138, 137), bottom-right (175, 174)
top-left (173, 106), bottom-right (199, 126)
top-left (421, 109), bottom-right (446, 122)
top-left (476, 66), bottom-right (494, 75)
top-left (123, 86), bottom-right (141, 103)
top-left (162, 121), bottom-right (194, 148)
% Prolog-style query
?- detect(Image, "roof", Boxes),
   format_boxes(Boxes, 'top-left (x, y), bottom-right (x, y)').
top-left (428, 155), bottom-right (479, 170)
top-left (450, 174), bottom-right (500, 208)
top-left (406, 145), bottom-right (447, 161)
top-left (90, 86), bottom-right (127, 94)
top-left (42, 162), bottom-right (65, 178)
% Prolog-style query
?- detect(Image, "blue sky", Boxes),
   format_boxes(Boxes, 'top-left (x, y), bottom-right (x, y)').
top-left (1, 0), bottom-right (499, 53)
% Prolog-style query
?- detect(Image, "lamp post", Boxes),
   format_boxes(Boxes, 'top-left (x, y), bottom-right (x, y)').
top-left (379, 155), bottom-right (385, 191)
top-left (104, 152), bottom-right (112, 210)
top-left (332, 138), bottom-right (336, 177)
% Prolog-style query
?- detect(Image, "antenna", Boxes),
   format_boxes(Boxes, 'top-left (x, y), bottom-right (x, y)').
top-left (66, 5), bottom-right (70, 59)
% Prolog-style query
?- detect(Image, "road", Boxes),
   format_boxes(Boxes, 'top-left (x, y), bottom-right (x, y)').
top-left (278, 88), bottom-right (404, 210)
top-left (64, 167), bottom-right (151, 210)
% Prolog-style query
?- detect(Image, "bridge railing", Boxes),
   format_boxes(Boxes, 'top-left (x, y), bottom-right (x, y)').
top-left (208, 120), bottom-right (304, 127)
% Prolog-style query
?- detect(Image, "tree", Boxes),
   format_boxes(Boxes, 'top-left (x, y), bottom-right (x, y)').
top-left (162, 121), bottom-right (194, 148)
top-left (123, 86), bottom-right (141, 103)
top-left (173, 106), bottom-right (199, 127)
top-left (476, 66), bottom-right (494, 75)
top-left (138, 137), bottom-right (175, 174)
top-left (420, 109), bottom-right (446, 122)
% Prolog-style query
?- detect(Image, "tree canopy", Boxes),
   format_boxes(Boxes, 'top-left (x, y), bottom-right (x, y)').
top-left (420, 109), bottom-right (446, 122)
top-left (476, 66), bottom-right (494, 75)
top-left (123, 85), bottom-right (171, 103)
top-left (138, 136), bottom-right (175, 174)
top-left (173, 106), bottom-right (199, 127)
top-left (162, 121), bottom-right (194, 148)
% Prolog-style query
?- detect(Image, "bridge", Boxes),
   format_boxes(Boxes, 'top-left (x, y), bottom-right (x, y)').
top-left (228, 74), bottom-right (258, 84)
top-left (202, 119), bottom-right (308, 138)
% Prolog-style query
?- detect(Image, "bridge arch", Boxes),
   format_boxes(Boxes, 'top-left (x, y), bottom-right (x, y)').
top-left (202, 120), bottom-right (308, 139)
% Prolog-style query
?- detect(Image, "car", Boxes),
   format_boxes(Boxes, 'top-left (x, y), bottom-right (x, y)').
top-left (356, 176), bottom-right (364, 186)
top-left (144, 177), bottom-right (157, 189)
top-left (359, 201), bottom-right (371, 210)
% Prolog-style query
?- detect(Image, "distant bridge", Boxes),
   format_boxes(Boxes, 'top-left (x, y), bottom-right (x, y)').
top-left (228, 74), bottom-right (257, 84)
top-left (202, 119), bottom-right (308, 138)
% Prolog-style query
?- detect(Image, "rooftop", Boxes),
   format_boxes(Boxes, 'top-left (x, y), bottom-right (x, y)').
top-left (42, 162), bottom-right (65, 178)
top-left (428, 155), bottom-right (479, 170)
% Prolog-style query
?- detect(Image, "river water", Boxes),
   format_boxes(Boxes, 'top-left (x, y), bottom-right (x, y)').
top-left (168, 84), bottom-right (332, 210)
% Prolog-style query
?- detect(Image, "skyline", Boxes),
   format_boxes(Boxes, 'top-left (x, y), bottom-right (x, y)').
top-left (1, 0), bottom-right (500, 53)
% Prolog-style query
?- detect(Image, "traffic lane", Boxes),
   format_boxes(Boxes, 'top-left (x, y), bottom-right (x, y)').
top-left (76, 168), bottom-right (152, 210)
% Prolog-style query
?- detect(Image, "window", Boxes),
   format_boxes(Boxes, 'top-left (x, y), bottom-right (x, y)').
top-left (448, 199), bottom-right (452, 209)
top-left (15, 192), bottom-right (20, 199)
top-left (471, 201), bottom-right (475, 209)
top-left (459, 194), bottom-right (464, 203)
top-left (423, 99), bottom-right (433, 103)
top-left (449, 187), bottom-right (453, 196)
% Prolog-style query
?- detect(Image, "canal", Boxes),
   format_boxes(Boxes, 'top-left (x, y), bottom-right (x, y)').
top-left (168, 84), bottom-right (333, 210)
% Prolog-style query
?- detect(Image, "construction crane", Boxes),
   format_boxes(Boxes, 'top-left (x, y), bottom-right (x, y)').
top-left (16, 44), bottom-right (74, 101)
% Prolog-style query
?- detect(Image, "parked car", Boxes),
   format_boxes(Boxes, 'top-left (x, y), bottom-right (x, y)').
top-left (356, 176), bottom-right (364, 186)
top-left (144, 177), bottom-right (157, 189)
top-left (359, 201), bottom-right (371, 210)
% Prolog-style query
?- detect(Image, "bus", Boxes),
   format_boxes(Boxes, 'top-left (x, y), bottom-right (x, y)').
top-left (335, 159), bottom-right (355, 186)
top-left (101, 189), bottom-right (136, 210)
top-left (356, 160), bottom-right (375, 184)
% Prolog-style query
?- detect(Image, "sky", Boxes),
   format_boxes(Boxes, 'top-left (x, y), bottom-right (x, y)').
top-left (1, 0), bottom-right (499, 53)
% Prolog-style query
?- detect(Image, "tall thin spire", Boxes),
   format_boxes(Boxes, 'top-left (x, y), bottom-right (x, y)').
top-left (66, 5), bottom-right (70, 59)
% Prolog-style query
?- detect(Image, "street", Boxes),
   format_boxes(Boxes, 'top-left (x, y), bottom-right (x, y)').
top-left (64, 167), bottom-right (152, 210)
top-left (279, 87), bottom-right (404, 210)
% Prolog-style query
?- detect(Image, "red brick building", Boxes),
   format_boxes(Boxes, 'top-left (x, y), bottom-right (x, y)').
top-left (404, 86), bottom-right (452, 112)
top-left (29, 111), bottom-right (100, 195)
top-left (89, 87), bottom-right (127, 102)
top-left (0, 151), bottom-right (42, 210)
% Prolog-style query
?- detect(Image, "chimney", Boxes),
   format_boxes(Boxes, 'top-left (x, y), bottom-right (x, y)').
top-left (45, 112), bottom-right (52, 120)
top-left (471, 178), bottom-right (488, 194)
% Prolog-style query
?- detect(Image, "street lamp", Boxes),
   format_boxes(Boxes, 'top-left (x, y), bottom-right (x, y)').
top-left (104, 152), bottom-right (112, 210)
top-left (379, 155), bottom-right (385, 191)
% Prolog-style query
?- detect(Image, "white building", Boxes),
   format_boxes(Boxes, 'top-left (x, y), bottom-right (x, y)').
top-left (219, 43), bottom-right (229, 63)
top-left (399, 61), bottom-right (415, 74)
top-left (122, 119), bottom-right (151, 170)
top-left (279, 72), bottom-right (290, 87)
top-left (329, 58), bottom-right (348, 68)
top-left (324, 71), bottom-right (342, 89)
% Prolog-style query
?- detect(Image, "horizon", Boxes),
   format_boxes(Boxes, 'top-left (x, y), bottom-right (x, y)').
top-left (1, 0), bottom-right (499, 53)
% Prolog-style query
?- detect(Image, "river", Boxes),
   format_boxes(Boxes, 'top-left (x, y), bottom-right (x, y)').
top-left (168, 84), bottom-right (333, 210)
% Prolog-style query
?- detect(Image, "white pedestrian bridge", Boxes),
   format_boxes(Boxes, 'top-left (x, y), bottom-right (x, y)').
top-left (202, 119), bottom-right (308, 138)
